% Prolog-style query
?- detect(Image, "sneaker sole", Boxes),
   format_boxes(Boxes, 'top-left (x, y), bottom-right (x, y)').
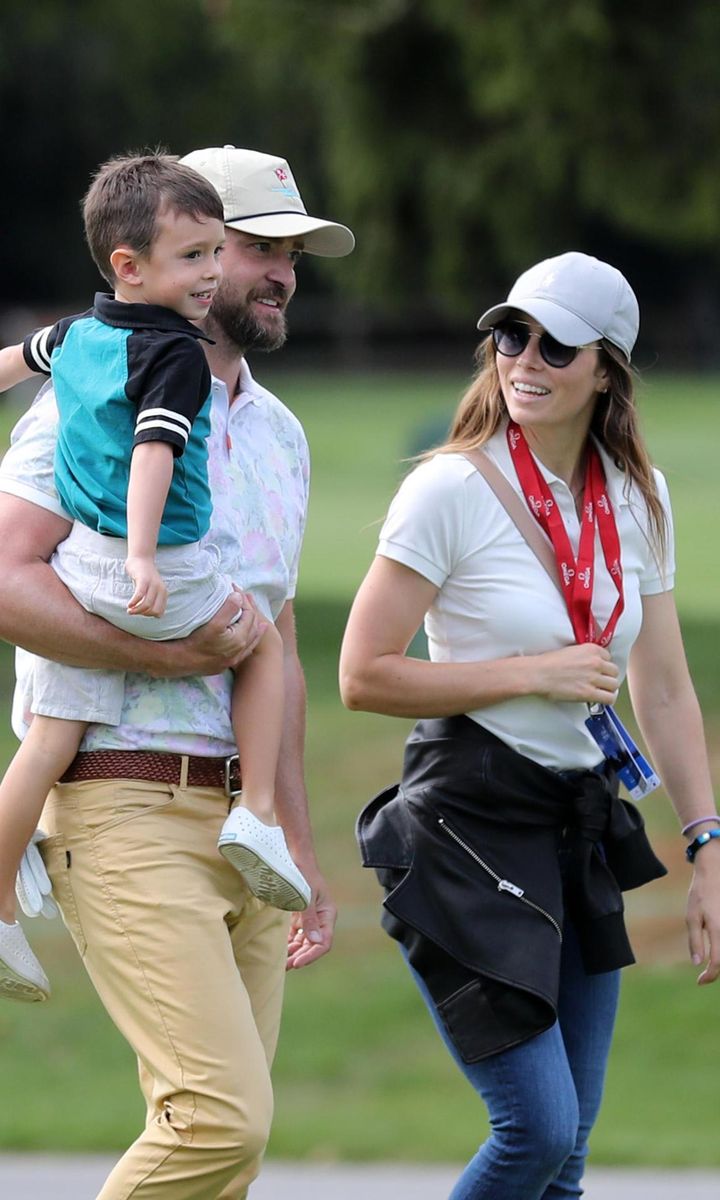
top-left (0, 959), bottom-right (49, 1002)
top-left (218, 842), bottom-right (309, 912)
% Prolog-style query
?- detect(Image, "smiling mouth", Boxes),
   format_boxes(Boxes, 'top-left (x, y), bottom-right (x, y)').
top-left (192, 290), bottom-right (215, 301)
top-left (512, 381), bottom-right (550, 396)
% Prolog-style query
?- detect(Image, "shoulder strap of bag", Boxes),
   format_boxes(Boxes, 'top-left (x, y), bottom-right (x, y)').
top-left (462, 447), bottom-right (561, 595)
top-left (464, 448), bottom-right (603, 642)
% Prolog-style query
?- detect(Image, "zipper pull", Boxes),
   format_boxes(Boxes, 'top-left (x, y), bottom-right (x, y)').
top-left (498, 879), bottom-right (524, 898)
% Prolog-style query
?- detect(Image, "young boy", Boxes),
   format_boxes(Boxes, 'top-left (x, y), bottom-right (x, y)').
top-left (0, 153), bottom-right (310, 1002)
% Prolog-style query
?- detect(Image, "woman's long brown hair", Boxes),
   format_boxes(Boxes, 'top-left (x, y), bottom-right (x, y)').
top-left (434, 337), bottom-right (668, 564)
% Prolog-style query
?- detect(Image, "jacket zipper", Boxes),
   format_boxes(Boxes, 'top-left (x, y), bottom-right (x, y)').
top-left (437, 815), bottom-right (563, 940)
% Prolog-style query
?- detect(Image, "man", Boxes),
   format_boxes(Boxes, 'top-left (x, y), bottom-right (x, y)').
top-left (0, 145), bottom-right (355, 1199)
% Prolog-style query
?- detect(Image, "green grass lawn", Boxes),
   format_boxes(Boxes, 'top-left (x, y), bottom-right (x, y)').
top-left (0, 370), bottom-right (719, 1164)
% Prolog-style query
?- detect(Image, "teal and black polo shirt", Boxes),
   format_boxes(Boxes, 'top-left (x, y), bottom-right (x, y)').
top-left (23, 293), bottom-right (214, 545)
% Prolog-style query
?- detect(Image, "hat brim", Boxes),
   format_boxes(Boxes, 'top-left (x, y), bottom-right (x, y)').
top-left (224, 213), bottom-right (355, 258)
top-left (477, 299), bottom-right (603, 349)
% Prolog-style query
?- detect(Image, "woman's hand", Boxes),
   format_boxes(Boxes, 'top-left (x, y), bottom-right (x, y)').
top-left (531, 643), bottom-right (620, 705)
top-left (687, 839), bottom-right (720, 985)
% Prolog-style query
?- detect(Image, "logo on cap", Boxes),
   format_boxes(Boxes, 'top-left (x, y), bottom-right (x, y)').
top-left (270, 165), bottom-right (301, 201)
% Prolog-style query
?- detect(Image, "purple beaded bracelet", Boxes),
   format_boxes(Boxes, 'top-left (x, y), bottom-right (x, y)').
top-left (682, 815), bottom-right (720, 837)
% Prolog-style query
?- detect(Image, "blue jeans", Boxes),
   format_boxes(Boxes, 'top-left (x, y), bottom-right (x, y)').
top-left (403, 923), bottom-right (620, 1199)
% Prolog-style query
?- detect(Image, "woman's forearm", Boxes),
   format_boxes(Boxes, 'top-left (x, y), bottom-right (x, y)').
top-left (340, 641), bottom-right (620, 717)
top-left (340, 651), bottom-right (534, 717)
top-left (339, 556), bottom-right (620, 718)
top-left (628, 591), bottom-right (716, 827)
top-left (630, 673), bottom-right (716, 826)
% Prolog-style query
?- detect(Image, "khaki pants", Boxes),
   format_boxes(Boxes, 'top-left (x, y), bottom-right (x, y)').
top-left (40, 774), bottom-right (290, 1200)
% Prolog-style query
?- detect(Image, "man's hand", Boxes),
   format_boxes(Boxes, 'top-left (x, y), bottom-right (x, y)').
top-left (148, 587), bottom-right (265, 678)
top-left (286, 867), bottom-right (336, 970)
top-left (126, 556), bottom-right (168, 617)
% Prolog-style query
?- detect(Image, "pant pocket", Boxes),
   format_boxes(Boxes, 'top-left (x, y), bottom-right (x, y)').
top-left (39, 834), bottom-right (88, 956)
top-left (58, 778), bottom-right (178, 837)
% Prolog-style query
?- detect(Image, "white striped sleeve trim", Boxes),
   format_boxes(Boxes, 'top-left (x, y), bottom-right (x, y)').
top-left (27, 326), bottom-right (54, 373)
top-left (134, 408), bottom-right (192, 443)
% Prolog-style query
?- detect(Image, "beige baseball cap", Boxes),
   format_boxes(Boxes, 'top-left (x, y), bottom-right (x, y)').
top-left (180, 145), bottom-right (355, 258)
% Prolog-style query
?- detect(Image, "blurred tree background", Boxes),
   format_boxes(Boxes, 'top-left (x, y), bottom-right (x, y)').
top-left (1, 0), bottom-right (720, 364)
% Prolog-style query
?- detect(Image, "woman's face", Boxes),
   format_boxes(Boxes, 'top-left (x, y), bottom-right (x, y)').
top-left (495, 316), bottom-right (609, 439)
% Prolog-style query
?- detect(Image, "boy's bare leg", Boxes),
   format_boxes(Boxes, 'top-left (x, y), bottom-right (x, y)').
top-left (0, 715), bottom-right (88, 922)
top-left (230, 622), bottom-right (284, 825)
top-left (0, 715), bottom-right (87, 1000)
top-left (218, 624), bottom-right (311, 911)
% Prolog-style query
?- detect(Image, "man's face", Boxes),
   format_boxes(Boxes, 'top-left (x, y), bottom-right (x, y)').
top-left (204, 229), bottom-right (303, 353)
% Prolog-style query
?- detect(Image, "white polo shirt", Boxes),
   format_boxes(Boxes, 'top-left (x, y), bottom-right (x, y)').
top-left (377, 423), bottom-right (675, 771)
top-left (0, 360), bottom-right (310, 755)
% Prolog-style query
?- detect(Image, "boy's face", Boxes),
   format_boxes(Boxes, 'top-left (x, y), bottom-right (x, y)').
top-left (121, 207), bottom-right (225, 320)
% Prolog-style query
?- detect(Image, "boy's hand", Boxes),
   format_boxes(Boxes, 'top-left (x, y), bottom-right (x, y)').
top-left (125, 556), bottom-right (168, 617)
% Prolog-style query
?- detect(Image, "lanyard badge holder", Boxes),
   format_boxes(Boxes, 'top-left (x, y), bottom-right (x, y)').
top-left (585, 704), bottom-right (661, 801)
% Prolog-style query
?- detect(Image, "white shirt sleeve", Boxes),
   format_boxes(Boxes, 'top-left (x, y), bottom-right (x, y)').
top-left (377, 455), bottom-right (471, 588)
top-left (0, 382), bottom-right (70, 519)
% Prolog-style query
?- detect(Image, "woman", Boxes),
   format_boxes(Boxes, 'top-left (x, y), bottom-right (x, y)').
top-left (339, 252), bottom-right (720, 1200)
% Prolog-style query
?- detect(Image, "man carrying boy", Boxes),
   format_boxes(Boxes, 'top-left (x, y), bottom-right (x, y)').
top-left (0, 145), bottom-right (354, 1198)
top-left (0, 153), bottom-right (312, 1005)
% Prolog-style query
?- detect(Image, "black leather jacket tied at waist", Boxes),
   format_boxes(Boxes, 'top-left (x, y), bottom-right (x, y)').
top-left (356, 716), bottom-right (666, 1062)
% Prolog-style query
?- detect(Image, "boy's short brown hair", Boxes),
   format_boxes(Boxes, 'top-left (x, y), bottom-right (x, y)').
top-left (82, 151), bottom-right (225, 285)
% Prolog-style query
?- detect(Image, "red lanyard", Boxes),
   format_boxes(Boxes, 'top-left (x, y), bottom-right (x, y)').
top-left (506, 421), bottom-right (624, 647)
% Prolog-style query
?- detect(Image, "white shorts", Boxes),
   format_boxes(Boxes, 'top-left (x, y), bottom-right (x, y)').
top-left (31, 523), bottom-right (235, 725)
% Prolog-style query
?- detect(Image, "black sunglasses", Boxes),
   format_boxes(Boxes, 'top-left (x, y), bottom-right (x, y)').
top-left (491, 320), bottom-right (600, 369)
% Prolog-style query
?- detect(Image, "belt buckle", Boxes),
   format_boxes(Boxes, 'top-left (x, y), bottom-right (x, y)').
top-left (224, 754), bottom-right (241, 799)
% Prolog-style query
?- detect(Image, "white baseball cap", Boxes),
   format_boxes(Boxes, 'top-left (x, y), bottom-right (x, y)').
top-left (180, 145), bottom-right (355, 258)
top-left (477, 251), bottom-right (639, 360)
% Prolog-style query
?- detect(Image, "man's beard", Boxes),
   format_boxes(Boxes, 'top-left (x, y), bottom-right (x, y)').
top-left (206, 283), bottom-right (288, 354)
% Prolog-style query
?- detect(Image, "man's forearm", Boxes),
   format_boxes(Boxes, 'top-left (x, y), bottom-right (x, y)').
top-left (0, 494), bottom-right (258, 679)
top-left (1, 552), bottom-right (170, 671)
top-left (0, 496), bottom-right (157, 670)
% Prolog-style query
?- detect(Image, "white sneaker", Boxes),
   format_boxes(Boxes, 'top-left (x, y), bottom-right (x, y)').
top-left (0, 920), bottom-right (50, 1002)
top-left (218, 809), bottom-right (311, 912)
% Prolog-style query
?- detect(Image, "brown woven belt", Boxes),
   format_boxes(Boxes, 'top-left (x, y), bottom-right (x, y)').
top-left (60, 750), bottom-right (242, 795)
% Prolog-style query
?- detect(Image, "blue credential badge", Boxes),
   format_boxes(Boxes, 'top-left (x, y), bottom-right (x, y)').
top-left (585, 705), bottom-right (661, 800)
